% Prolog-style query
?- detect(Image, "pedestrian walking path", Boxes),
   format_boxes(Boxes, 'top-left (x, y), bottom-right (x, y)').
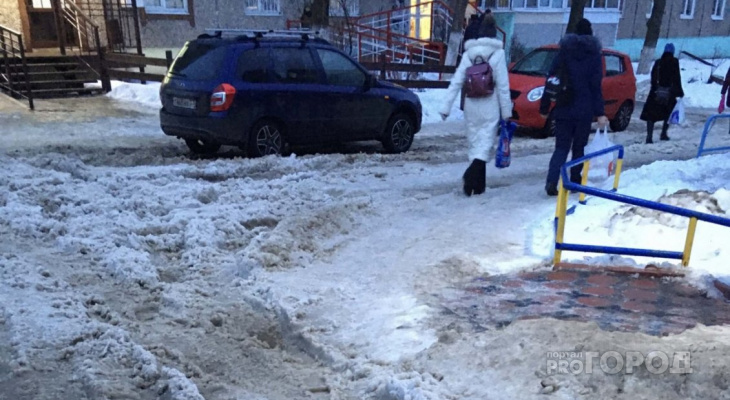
top-left (441, 267), bottom-right (730, 336)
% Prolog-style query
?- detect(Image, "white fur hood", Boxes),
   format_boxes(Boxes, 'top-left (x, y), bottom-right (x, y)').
top-left (462, 37), bottom-right (504, 64)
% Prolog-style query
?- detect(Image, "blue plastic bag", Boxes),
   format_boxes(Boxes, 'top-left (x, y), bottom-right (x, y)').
top-left (495, 119), bottom-right (517, 169)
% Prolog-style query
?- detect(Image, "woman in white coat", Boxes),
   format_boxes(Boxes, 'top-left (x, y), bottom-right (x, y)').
top-left (439, 12), bottom-right (512, 196)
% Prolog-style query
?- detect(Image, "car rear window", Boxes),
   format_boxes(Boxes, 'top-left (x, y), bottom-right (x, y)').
top-left (511, 49), bottom-right (558, 77)
top-left (170, 41), bottom-right (228, 80)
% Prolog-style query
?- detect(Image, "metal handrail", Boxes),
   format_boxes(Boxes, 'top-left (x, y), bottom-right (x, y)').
top-left (554, 144), bottom-right (730, 267)
top-left (62, 0), bottom-right (98, 30)
top-left (58, 0), bottom-right (110, 91)
top-left (0, 24), bottom-right (34, 109)
top-left (697, 114), bottom-right (730, 157)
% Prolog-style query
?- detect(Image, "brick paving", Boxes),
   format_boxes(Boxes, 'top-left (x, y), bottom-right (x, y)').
top-left (442, 269), bottom-right (730, 336)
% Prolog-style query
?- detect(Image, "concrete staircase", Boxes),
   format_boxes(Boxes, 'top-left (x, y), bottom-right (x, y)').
top-left (2, 55), bottom-right (103, 99)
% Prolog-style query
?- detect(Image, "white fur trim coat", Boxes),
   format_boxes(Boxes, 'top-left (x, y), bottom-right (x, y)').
top-left (440, 37), bottom-right (512, 162)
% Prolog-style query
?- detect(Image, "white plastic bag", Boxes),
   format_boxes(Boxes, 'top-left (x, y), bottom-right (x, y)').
top-left (669, 98), bottom-right (685, 125)
top-left (584, 127), bottom-right (617, 179)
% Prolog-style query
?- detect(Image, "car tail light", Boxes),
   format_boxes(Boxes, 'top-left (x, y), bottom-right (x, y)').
top-left (210, 83), bottom-right (236, 112)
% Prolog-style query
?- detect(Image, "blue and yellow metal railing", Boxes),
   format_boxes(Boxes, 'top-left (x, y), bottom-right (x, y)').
top-left (554, 144), bottom-right (730, 267)
top-left (697, 114), bottom-right (730, 158)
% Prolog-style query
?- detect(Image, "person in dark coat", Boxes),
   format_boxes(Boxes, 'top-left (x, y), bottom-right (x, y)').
top-left (639, 43), bottom-right (684, 143)
top-left (540, 18), bottom-right (608, 196)
top-left (718, 66), bottom-right (730, 114)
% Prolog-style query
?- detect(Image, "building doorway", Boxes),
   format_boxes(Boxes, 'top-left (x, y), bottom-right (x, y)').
top-left (25, 0), bottom-right (78, 49)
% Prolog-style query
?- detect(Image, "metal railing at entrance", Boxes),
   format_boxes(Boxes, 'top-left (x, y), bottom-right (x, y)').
top-left (554, 145), bottom-right (730, 267)
top-left (0, 25), bottom-right (33, 110)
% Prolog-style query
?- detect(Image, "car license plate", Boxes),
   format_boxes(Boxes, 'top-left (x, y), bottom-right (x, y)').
top-left (173, 97), bottom-right (196, 109)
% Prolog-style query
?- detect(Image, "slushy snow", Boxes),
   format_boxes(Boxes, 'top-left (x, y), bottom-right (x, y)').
top-left (1, 56), bottom-right (729, 400)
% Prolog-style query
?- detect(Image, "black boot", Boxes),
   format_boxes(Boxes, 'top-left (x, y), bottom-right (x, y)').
top-left (463, 159), bottom-right (486, 196)
top-left (545, 182), bottom-right (558, 197)
top-left (646, 121), bottom-right (654, 144)
top-left (660, 120), bottom-right (670, 140)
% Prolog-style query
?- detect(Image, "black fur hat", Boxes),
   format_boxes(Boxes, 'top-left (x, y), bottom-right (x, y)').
top-left (576, 18), bottom-right (593, 36)
top-left (478, 11), bottom-right (497, 39)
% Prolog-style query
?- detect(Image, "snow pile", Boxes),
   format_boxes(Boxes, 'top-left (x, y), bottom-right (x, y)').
top-left (106, 80), bottom-right (161, 109)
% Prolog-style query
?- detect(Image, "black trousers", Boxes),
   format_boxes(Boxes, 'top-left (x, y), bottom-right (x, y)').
top-left (546, 119), bottom-right (592, 186)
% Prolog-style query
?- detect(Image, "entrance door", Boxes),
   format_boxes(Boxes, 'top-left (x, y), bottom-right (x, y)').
top-left (26, 0), bottom-right (77, 49)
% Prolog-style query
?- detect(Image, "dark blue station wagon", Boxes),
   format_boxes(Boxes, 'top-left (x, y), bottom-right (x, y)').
top-left (159, 31), bottom-right (423, 156)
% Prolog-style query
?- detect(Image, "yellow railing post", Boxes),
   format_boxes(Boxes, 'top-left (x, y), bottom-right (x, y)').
top-left (682, 217), bottom-right (698, 267)
top-left (553, 177), bottom-right (569, 265)
top-left (613, 158), bottom-right (623, 191)
top-left (579, 160), bottom-right (590, 204)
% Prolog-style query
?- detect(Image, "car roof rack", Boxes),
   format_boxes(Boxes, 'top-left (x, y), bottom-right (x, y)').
top-left (201, 29), bottom-right (330, 44)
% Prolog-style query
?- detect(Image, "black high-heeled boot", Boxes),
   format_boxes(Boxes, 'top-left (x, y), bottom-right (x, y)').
top-left (660, 123), bottom-right (670, 141)
top-left (463, 159), bottom-right (486, 196)
top-left (645, 121), bottom-right (654, 144)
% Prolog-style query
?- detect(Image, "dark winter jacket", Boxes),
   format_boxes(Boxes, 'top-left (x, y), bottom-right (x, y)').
top-left (640, 53), bottom-right (684, 122)
top-left (722, 67), bottom-right (730, 107)
top-left (544, 34), bottom-right (605, 121)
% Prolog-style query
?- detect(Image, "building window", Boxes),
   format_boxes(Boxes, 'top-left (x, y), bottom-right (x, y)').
top-left (245, 0), bottom-right (281, 16)
top-left (713, 0), bottom-right (726, 20)
top-left (680, 0), bottom-right (695, 19)
top-left (513, 0), bottom-right (565, 9)
top-left (146, 0), bottom-right (187, 14)
top-left (329, 0), bottom-right (359, 17)
top-left (29, 0), bottom-right (52, 8)
top-left (587, 0), bottom-right (620, 9)
top-left (478, 0), bottom-right (511, 9)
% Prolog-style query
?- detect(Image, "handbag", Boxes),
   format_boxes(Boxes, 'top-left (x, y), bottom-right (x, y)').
top-left (540, 57), bottom-right (572, 115)
top-left (654, 86), bottom-right (672, 105)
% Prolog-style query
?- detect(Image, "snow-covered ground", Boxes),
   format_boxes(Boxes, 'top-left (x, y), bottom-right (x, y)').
top-left (2, 56), bottom-right (730, 399)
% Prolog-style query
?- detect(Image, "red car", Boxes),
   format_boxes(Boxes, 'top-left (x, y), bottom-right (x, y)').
top-left (508, 45), bottom-right (636, 137)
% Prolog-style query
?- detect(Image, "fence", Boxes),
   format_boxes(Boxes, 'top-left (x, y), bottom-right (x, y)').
top-left (553, 145), bottom-right (730, 268)
top-left (100, 53), bottom-right (455, 89)
top-left (0, 25), bottom-right (33, 109)
top-left (104, 52), bottom-right (173, 83)
top-left (697, 114), bottom-right (730, 158)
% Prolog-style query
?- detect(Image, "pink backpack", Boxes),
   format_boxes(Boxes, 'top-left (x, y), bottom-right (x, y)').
top-left (463, 54), bottom-right (495, 98)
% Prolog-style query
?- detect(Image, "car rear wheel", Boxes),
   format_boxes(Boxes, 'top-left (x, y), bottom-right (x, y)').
top-left (185, 139), bottom-right (221, 154)
top-left (609, 101), bottom-right (633, 132)
top-left (382, 113), bottom-right (415, 153)
top-left (248, 119), bottom-right (285, 158)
